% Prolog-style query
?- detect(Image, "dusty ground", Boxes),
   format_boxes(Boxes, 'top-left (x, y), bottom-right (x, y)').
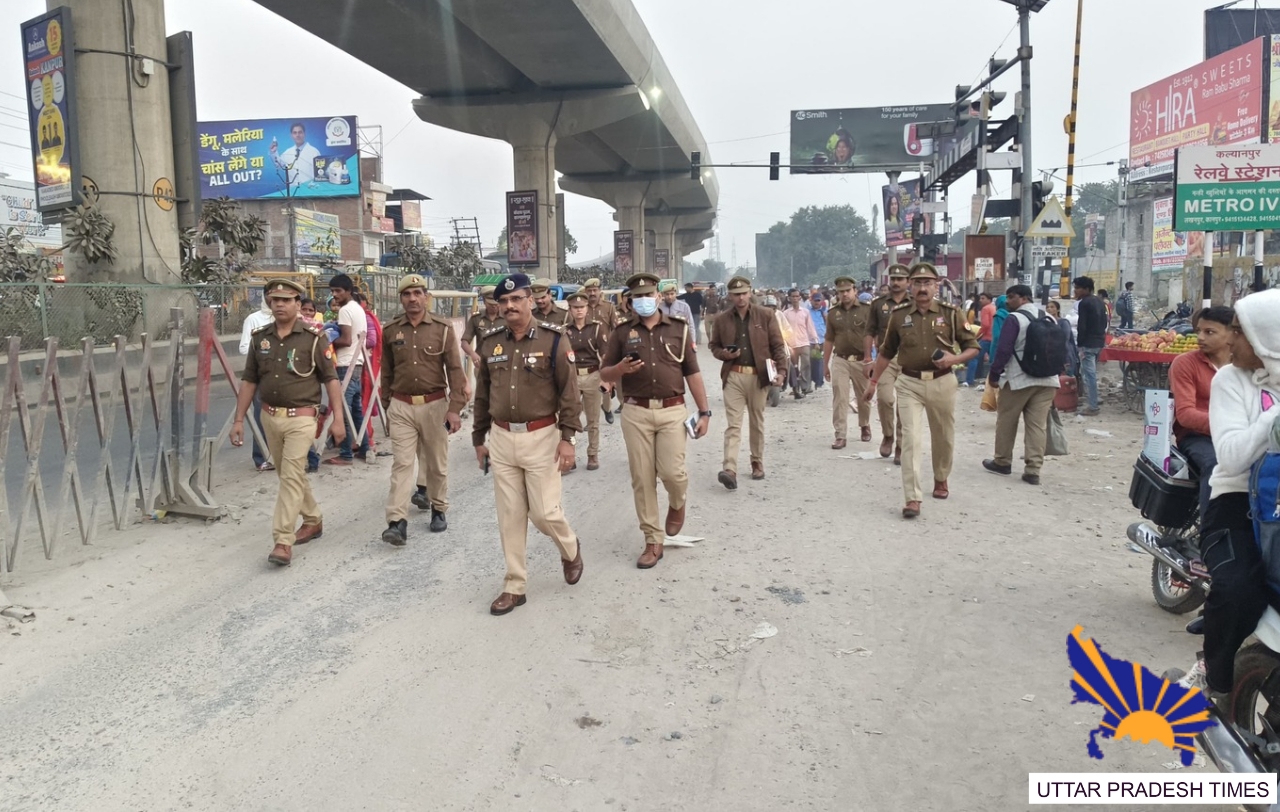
top-left (0, 356), bottom-right (1225, 811)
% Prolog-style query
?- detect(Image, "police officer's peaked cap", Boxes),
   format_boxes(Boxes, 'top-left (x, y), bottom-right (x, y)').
top-left (726, 275), bottom-right (752, 293)
top-left (397, 274), bottom-right (429, 294)
top-left (529, 277), bottom-right (552, 293)
top-left (833, 276), bottom-right (856, 291)
top-left (479, 285), bottom-right (497, 298)
top-left (498, 273), bottom-right (532, 294)
top-left (908, 262), bottom-right (940, 280)
top-left (886, 264), bottom-right (911, 279)
top-left (566, 290), bottom-right (589, 304)
top-left (583, 277), bottom-right (602, 289)
top-left (264, 279), bottom-right (304, 299)
top-left (625, 272), bottom-right (660, 295)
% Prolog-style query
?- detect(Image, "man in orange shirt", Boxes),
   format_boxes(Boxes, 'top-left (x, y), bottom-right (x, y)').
top-left (1169, 306), bottom-right (1234, 519)
top-left (965, 292), bottom-right (993, 387)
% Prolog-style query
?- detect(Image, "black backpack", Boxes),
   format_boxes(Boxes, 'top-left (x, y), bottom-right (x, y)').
top-left (1015, 311), bottom-right (1067, 378)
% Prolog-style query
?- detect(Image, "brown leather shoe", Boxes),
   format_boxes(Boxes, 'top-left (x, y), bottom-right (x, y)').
top-left (831, 438), bottom-right (847, 450)
top-left (637, 543), bottom-right (664, 569)
top-left (879, 437), bottom-right (893, 458)
top-left (893, 445), bottom-right (902, 466)
top-left (562, 544), bottom-right (584, 585)
top-left (751, 461), bottom-right (765, 480)
top-left (861, 426), bottom-right (872, 442)
top-left (267, 543), bottom-right (292, 566)
top-left (665, 504), bottom-right (686, 537)
top-left (933, 480), bottom-right (949, 500)
top-left (902, 501), bottom-right (921, 519)
top-left (586, 455), bottom-right (599, 471)
top-left (490, 592), bottom-right (527, 616)
top-left (294, 523), bottom-right (322, 545)
top-left (718, 469), bottom-right (738, 490)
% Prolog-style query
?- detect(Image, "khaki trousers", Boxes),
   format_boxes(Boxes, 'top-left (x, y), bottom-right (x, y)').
top-left (386, 397), bottom-right (449, 522)
top-left (831, 356), bottom-right (871, 439)
top-left (488, 424), bottom-right (578, 595)
top-left (621, 404), bottom-right (689, 547)
top-left (722, 370), bottom-right (766, 473)
top-left (576, 369), bottom-right (603, 456)
top-left (875, 359), bottom-right (903, 443)
top-left (896, 372), bottom-right (959, 503)
top-left (262, 410), bottom-right (322, 547)
top-left (993, 384), bottom-right (1057, 475)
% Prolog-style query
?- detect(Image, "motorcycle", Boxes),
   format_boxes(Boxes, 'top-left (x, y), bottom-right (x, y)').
top-left (1126, 448), bottom-right (1207, 615)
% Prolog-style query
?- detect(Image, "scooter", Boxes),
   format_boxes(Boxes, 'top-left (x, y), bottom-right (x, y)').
top-left (1127, 448), bottom-right (1207, 615)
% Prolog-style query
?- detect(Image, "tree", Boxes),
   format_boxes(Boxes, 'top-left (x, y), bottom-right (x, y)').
top-left (0, 227), bottom-right (55, 282)
top-left (496, 225), bottom-right (577, 256)
top-left (756, 204), bottom-right (883, 287)
top-left (181, 197), bottom-right (266, 283)
top-left (683, 258), bottom-right (727, 282)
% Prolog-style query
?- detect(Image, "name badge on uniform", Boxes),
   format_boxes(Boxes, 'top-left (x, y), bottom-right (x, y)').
top-left (935, 317), bottom-right (946, 326)
top-left (488, 354), bottom-right (508, 364)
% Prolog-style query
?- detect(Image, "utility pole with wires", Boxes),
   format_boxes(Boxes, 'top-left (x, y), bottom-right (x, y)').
top-left (1058, 0), bottom-right (1084, 297)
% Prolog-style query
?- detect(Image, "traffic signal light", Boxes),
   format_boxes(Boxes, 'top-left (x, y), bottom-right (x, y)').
top-left (769, 152), bottom-right (780, 181)
top-left (1031, 179), bottom-right (1051, 215)
top-left (690, 151), bottom-right (701, 181)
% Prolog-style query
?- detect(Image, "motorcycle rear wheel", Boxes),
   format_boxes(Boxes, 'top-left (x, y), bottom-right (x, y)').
top-left (1151, 559), bottom-right (1206, 615)
top-left (1228, 643), bottom-right (1280, 773)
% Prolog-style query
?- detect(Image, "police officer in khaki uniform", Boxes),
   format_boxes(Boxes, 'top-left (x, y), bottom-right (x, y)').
top-left (865, 264), bottom-right (913, 462)
top-left (583, 277), bottom-right (618, 329)
top-left (461, 286), bottom-right (501, 368)
top-left (231, 279), bottom-right (346, 566)
top-left (824, 276), bottom-right (875, 449)
top-left (530, 277), bottom-right (567, 324)
top-left (474, 273), bottom-right (583, 616)
top-left (564, 290), bottom-right (611, 471)
top-left (601, 272), bottom-right (712, 569)
top-left (380, 274), bottom-right (468, 544)
top-left (864, 264), bottom-right (981, 519)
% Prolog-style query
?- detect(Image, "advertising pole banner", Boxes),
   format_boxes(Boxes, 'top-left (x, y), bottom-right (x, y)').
top-left (790, 105), bottom-right (968, 174)
top-left (1174, 143), bottom-right (1280, 231)
top-left (1151, 197), bottom-right (1189, 273)
top-left (1271, 35), bottom-right (1280, 142)
top-left (882, 178), bottom-right (928, 247)
top-left (22, 7), bottom-right (81, 212)
top-left (1129, 38), bottom-right (1265, 182)
top-left (196, 116), bottom-right (359, 200)
top-left (653, 248), bottom-right (671, 276)
top-left (614, 230), bottom-right (634, 275)
top-left (505, 190), bottom-right (539, 267)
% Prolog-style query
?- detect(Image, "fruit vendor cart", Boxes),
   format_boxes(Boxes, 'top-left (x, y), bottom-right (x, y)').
top-left (1100, 330), bottom-right (1198, 412)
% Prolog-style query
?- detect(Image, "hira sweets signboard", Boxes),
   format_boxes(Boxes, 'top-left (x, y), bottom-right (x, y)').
top-left (1129, 38), bottom-right (1265, 182)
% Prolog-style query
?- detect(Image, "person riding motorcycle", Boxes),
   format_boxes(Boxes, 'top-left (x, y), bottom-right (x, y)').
top-left (1177, 290), bottom-right (1280, 699)
top-left (1169, 306), bottom-right (1234, 520)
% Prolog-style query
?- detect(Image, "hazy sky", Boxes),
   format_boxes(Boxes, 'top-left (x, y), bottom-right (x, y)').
top-left (0, 0), bottom-right (1255, 266)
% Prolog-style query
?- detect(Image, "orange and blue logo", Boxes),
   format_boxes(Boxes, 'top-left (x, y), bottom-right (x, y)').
top-left (1067, 626), bottom-right (1216, 766)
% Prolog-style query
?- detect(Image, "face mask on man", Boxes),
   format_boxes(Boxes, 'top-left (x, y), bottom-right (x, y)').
top-left (632, 296), bottom-right (658, 317)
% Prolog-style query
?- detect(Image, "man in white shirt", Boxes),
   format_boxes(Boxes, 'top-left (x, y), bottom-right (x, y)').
top-left (327, 273), bottom-right (369, 464)
top-left (270, 122), bottom-right (321, 192)
top-left (658, 281), bottom-right (696, 347)
top-left (239, 301), bottom-right (276, 471)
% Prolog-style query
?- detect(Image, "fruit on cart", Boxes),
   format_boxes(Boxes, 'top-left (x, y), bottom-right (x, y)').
top-left (1110, 329), bottom-right (1184, 351)
top-left (1163, 334), bottom-right (1200, 354)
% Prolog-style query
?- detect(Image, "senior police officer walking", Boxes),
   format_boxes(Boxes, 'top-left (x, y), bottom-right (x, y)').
top-left (473, 273), bottom-right (583, 616)
top-left (865, 264), bottom-right (912, 463)
top-left (824, 276), bottom-right (875, 449)
top-left (564, 290), bottom-right (611, 471)
top-left (708, 275), bottom-right (787, 488)
top-left (864, 264), bottom-right (980, 519)
top-left (601, 272), bottom-right (712, 569)
top-left (380, 274), bottom-right (468, 544)
top-left (231, 279), bottom-right (346, 566)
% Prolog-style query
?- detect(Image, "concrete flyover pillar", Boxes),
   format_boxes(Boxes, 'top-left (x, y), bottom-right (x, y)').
top-left (646, 215), bottom-right (680, 283)
top-left (613, 186), bottom-right (647, 276)
top-left (510, 124), bottom-right (559, 281)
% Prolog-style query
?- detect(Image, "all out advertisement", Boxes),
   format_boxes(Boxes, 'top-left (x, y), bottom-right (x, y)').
top-left (1151, 197), bottom-right (1191, 273)
top-left (196, 116), bottom-right (360, 200)
top-left (1129, 38), bottom-right (1265, 182)
top-left (22, 7), bottom-right (80, 211)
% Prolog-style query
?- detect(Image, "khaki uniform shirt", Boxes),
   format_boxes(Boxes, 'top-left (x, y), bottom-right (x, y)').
top-left (565, 320), bottom-right (608, 369)
top-left (381, 312), bottom-right (468, 413)
top-left (867, 294), bottom-right (911, 344)
top-left (826, 301), bottom-right (873, 359)
top-left (588, 299), bottom-right (618, 328)
top-left (462, 311), bottom-right (501, 347)
top-left (534, 302), bottom-right (566, 324)
top-left (880, 300), bottom-right (981, 372)
top-left (242, 319), bottom-right (338, 407)
top-left (602, 314), bottom-right (700, 400)
top-left (473, 322), bottom-right (581, 445)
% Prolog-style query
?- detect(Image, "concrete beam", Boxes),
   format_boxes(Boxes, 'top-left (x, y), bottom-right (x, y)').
top-left (412, 87), bottom-right (645, 144)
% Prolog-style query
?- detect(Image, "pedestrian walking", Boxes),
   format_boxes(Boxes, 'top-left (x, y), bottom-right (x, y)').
top-left (600, 272), bottom-right (712, 569)
top-left (379, 274), bottom-right (468, 545)
top-left (679, 282), bottom-right (705, 338)
top-left (231, 280), bottom-right (346, 566)
top-left (981, 284), bottom-right (1061, 485)
top-left (708, 275), bottom-right (788, 489)
top-left (473, 273), bottom-right (583, 616)
top-left (326, 273), bottom-right (369, 464)
top-left (865, 264), bottom-right (912, 463)
top-left (1116, 281), bottom-right (1137, 330)
top-left (1072, 276), bottom-right (1108, 416)
top-left (239, 299), bottom-right (276, 472)
top-left (782, 289), bottom-right (819, 398)
top-left (564, 290), bottom-right (611, 471)
top-left (808, 292), bottom-right (829, 389)
top-left (823, 276), bottom-right (874, 449)
top-left (461, 286), bottom-right (501, 368)
top-left (864, 263), bottom-right (980, 519)
top-left (965, 292), bottom-right (992, 387)
top-left (659, 281), bottom-right (696, 339)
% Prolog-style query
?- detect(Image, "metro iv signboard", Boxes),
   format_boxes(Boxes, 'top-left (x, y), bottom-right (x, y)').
top-left (1174, 143), bottom-right (1280, 231)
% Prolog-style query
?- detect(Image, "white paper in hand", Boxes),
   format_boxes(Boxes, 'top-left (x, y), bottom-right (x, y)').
top-left (765, 359), bottom-right (778, 381)
top-left (685, 413), bottom-right (698, 439)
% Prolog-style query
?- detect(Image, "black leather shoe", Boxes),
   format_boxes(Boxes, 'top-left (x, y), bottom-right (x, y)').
top-left (603, 405), bottom-right (614, 425)
top-left (982, 459), bottom-right (1012, 476)
top-left (382, 519), bottom-right (407, 546)
top-left (411, 489), bottom-right (430, 510)
top-left (1186, 615), bottom-right (1205, 635)
top-left (430, 510), bottom-right (447, 533)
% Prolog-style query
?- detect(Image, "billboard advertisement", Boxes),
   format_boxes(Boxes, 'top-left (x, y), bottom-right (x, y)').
top-left (1152, 197), bottom-right (1190, 273)
top-left (653, 248), bottom-right (671, 276)
top-left (614, 230), bottom-right (634, 275)
top-left (401, 200), bottom-right (421, 232)
top-left (294, 209), bottom-right (340, 260)
top-left (1173, 143), bottom-right (1280, 231)
top-left (196, 116), bottom-right (359, 200)
top-left (882, 177), bottom-right (929, 248)
top-left (790, 105), bottom-right (963, 174)
top-left (1208, 8), bottom-right (1280, 58)
top-left (22, 8), bottom-right (81, 211)
top-left (505, 190), bottom-right (538, 267)
top-left (1129, 38), bottom-right (1265, 182)
top-left (1, 178), bottom-right (61, 249)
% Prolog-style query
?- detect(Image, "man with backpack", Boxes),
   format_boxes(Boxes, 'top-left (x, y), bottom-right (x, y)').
top-left (1116, 281), bottom-right (1137, 330)
top-left (982, 284), bottom-right (1062, 485)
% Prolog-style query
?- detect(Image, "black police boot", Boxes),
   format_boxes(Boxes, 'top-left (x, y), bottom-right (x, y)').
top-left (411, 488), bottom-right (430, 510)
top-left (430, 509), bottom-right (447, 533)
top-left (382, 519), bottom-right (408, 546)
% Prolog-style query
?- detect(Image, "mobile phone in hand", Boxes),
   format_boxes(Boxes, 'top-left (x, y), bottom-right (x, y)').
top-left (726, 345), bottom-right (739, 352)
top-left (931, 350), bottom-right (945, 361)
top-left (483, 457), bottom-right (490, 475)
top-left (625, 351), bottom-right (641, 362)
